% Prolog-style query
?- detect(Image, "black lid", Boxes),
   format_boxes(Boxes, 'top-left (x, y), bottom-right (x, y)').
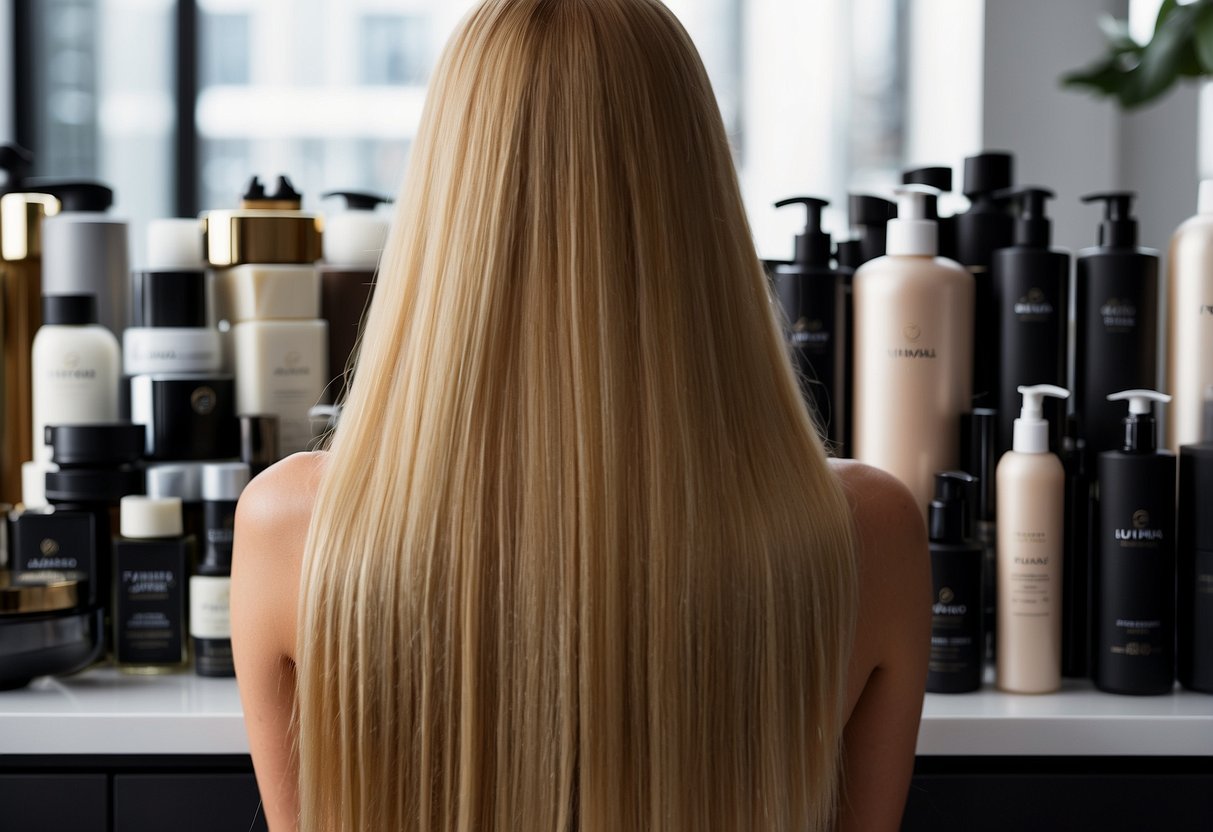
top-left (322, 191), bottom-right (391, 211)
top-left (21, 180), bottom-right (113, 212)
top-left (240, 414), bottom-right (280, 471)
top-left (1081, 191), bottom-right (1139, 248)
top-left (45, 467), bottom-right (145, 506)
top-left (929, 471), bottom-right (978, 544)
top-left (960, 408), bottom-right (998, 522)
top-left (963, 151), bottom-right (1014, 199)
top-left (849, 194), bottom-right (897, 227)
top-left (131, 271), bottom-right (207, 328)
top-left (46, 424), bottom-right (144, 468)
top-left (903, 166), bottom-right (953, 193)
top-left (994, 186), bottom-right (1055, 248)
top-left (42, 294), bottom-right (98, 326)
top-left (242, 175), bottom-right (302, 205)
top-left (834, 239), bottom-right (861, 270)
top-left (1204, 395), bottom-right (1213, 444)
top-left (1180, 445), bottom-right (1213, 550)
top-left (774, 196), bottom-right (831, 267)
top-left (0, 144), bottom-right (34, 192)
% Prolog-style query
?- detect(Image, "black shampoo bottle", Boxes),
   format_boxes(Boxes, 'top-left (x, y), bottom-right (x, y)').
top-left (927, 471), bottom-right (984, 693)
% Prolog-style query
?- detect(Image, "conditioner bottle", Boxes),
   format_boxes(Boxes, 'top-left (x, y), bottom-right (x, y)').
top-left (1095, 390), bottom-right (1175, 695)
top-left (1166, 180), bottom-right (1213, 451)
top-left (927, 471), bottom-right (983, 693)
top-left (853, 186), bottom-right (973, 515)
top-left (996, 384), bottom-right (1069, 694)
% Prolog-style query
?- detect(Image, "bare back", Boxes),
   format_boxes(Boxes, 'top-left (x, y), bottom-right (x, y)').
top-left (232, 453), bottom-right (929, 832)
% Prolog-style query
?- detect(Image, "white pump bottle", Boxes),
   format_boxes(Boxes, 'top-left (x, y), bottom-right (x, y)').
top-left (996, 383), bottom-right (1070, 693)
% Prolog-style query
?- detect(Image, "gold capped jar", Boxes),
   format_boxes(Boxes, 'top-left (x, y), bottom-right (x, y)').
top-left (0, 570), bottom-right (79, 616)
top-left (202, 175), bottom-right (324, 267)
top-left (0, 150), bottom-right (62, 505)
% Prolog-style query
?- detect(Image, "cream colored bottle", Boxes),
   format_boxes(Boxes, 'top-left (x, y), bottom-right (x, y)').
top-left (853, 185), bottom-right (974, 516)
top-left (1166, 180), bottom-right (1213, 450)
top-left (996, 384), bottom-right (1069, 694)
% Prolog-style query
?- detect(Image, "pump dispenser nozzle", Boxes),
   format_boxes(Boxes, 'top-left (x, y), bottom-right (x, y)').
top-left (1013, 384), bottom-right (1070, 454)
top-left (240, 175), bottom-right (303, 210)
top-left (886, 185), bottom-right (939, 257)
top-left (994, 186), bottom-right (1055, 248)
top-left (1108, 389), bottom-right (1170, 453)
top-left (929, 470), bottom-right (978, 544)
top-left (903, 166), bottom-right (953, 193)
top-left (963, 151), bottom-right (1014, 200)
top-left (1081, 191), bottom-right (1140, 248)
top-left (322, 191), bottom-right (392, 212)
top-left (774, 196), bottom-right (831, 267)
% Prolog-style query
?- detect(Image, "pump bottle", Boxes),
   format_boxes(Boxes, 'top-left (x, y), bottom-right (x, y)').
top-left (955, 151), bottom-right (1015, 405)
top-left (990, 187), bottom-right (1069, 457)
top-left (1165, 180), bottom-right (1213, 451)
top-left (903, 166), bottom-right (956, 260)
top-left (927, 470), bottom-right (984, 693)
top-left (1074, 193), bottom-right (1159, 456)
top-left (846, 194), bottom-right (897, 267)
top-left (853, 185), bottom-right (974, 515)
top-left (996, 384), bottom-right (1069, 694)
top-left (1095, 390), bottom-right (1175, 695)
top-left (772, 197), bottom-right (847, 448)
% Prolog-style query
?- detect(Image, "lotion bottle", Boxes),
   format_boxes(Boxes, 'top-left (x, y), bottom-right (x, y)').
top-left (772, 196), bottom-right (847, 448)
top-left (1095, 390), bottom-right (1175, 695)
top-left (927, 470), bottom-right (983, 693)
top-left (1165, 180), bottom-right (1213, 451)
top-left (996, 383), bottom-right (1069, 694)
top-left (853, 185), bottom-right (974, 515)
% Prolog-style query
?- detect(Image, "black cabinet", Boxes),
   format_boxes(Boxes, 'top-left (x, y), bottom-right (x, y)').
top-left (0, 774), bottom-right (107, 832)
top-left (114, 773), bottom-right (267, 832)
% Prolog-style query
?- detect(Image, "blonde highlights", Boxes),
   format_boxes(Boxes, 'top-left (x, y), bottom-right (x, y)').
top-left (297, 1), bottom-right (857, 829)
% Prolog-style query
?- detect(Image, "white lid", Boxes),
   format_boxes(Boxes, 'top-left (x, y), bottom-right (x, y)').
top-left (120, 495), bottom-right (184, 539)
top-left (324, 212), bottom-right (388, 269)
top-left (21, 460), bottom-right (57, 510)
top-left (886, 185), bottom-right (937, 257)
top-left (1199, 180), bottom-right (1213, 215)
top-left (147, 218), bottom-right (205, 270)
top-left (1012, 384), bottom-right (1070, 454)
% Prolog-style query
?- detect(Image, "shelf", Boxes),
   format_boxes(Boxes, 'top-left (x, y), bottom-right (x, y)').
top-left (1, 668), bottom-right (1210, 757)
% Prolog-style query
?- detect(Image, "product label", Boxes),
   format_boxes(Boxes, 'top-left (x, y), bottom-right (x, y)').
top-left (1014, 288), bottom-right (1055, 323)
top-left (1101, 507), bottom-right (1170, 669)
top-left (1114, 509), bottom-right (1165, 548)
top-left (1008, 531), bottom-right (1054, 617)
top-left (272, 350), bottom-right (312, 377)
top-left (47, 352), bottom-right (97, 379)
top-left (789, 317), bottom-right (831, 350)
top-left (1100, 297), bottom-right (1138, 332)
top-left (190, 575), bottom-right (232, 639)
top-left (115, 542), bottom-right (186, 666)
top-left (887, 322), bottom-right (936, 360)
top-left (927, 564), bottom-right (981, 688)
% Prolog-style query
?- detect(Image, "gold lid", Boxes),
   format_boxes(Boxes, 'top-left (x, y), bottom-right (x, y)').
top-left (0, 570), bottom-right (79, 615)
top-left (203, 209), bottom-right (324, 267)
top-left (1, 193), bottom-right (61, 261)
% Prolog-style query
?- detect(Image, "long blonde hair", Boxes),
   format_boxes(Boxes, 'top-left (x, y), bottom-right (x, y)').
top-left (298, 1), bottom-right (857, 828)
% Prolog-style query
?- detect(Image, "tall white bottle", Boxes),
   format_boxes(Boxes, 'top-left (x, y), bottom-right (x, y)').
top-left (31, 294), bottom-right (121, 461)
top-left (996, 384), bottom-right (1069, 694)
top-left (1166, 180), bottom-right (1213, 451)
top-left (853, 185), bottom-right (975, 515)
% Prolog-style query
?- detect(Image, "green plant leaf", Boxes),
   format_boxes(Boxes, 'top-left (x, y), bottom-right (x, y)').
top-left (1098, 13), bottom-right (1140, 52)
top-left (1195, 3), bottom-right (1213, 71)
top-left (1126, 4), bottom-right (1197, 106)
top-left (1155, 0), bottom-right (1180, 30)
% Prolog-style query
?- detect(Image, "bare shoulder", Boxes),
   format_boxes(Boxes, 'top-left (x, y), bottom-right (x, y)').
top-left (232, 451), bottom-right (328, 660)
top-left (830, 459), bottom-right (925, 564)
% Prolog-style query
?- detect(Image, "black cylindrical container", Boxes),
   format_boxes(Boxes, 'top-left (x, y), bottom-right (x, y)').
top-left (1095, 394), bottom-right (1176, 694)
top-left (990, 188), bottom-right (1069, 457)
top-left (772, 197), bottom-right (848, 450)
top-left (191, 462), bottom-right (251, 678)
top-left (1074, 193), bottom-right (1159, 455)
top-left (927, 471), bottom-right (984, 693)
top-left (1178, 444), bottom-right (1213, 692)
top-left (960, 409), bottom-right (997, 661)
top-left (955, 152), bottom-right (1015, 406)
top-left (1061, 418), bottom-right (1094, 678)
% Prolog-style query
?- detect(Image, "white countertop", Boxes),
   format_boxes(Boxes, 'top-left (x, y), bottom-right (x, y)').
top-left (1, 668), bottom-right (1211, 757)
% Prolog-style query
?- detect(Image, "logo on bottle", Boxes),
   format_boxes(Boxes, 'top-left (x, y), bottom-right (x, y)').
top-left (791, 317), bottom-right (830, 346)
top-left (27, 537), bottom-right (78, 570)
top-left (1013, 555), bottom-right (1050, 565)
top-left (191, 386), bottom-right (218, 415)
top-left (1115, 508), bottom-right (1164, 543)
top-left (40, 538), bottom-right (59, 557)
top-left (122, 569), bottom-right (177, 594)
top-left (273, 350), bottom-right (310, 377)
top-left (1100, 297), bottom-right (1138, 330)
top-left (932, 587), bottom-right (967, 616)
top-left (887, 322), bottom-right (936, 359)
top-left (49, 351), bottom-right (97, 379)
top-left (1014, 287), bottom-right (1054, 320)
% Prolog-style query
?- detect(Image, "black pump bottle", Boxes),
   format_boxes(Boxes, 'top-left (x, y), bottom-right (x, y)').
top-left (990, 187), bottom-right (1069, 458)
top-left (927, 470), bottom-right (984, 693)
top-left (1095, 390), bottom-right (1175, 695)
top-left (955, 152), bottom-right (1015, 406)
top-left (903, 166), bottom-right (957, 260)
top-left (772, 197), bottom-right (847, 449)
top-left (1074, 192), bottom-right (1159, 456)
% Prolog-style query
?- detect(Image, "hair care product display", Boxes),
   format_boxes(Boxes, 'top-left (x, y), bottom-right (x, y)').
top-left (1094, 390), bottom-right (1175, 695)
top-left (853, 185), bottom-right (973, 516)
top-left (1165, 181), bottom-right (1213, 452)
top-left (926, 471), bottom-right (983, 693)
top-left (772, 197), bottom-right (847, 449)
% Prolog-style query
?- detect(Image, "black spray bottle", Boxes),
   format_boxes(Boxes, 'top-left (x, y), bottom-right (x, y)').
top-left (772, 197), bottom-right (847, 449)
top-left (955, 151), bottom-right (1015, 405)
top-left (927, 471), bottom-right (984, 693)
top-left (1178, 395), bottom-right (1213, 692)
top-left (1095, 390), bottom-right (1175, 695)
top-left (990, 187), bottom-right (1070, 458)
top-left (1075, 193), bottom-right (1159, 456)
top-left (904, 166), bottom-right (957, 260)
